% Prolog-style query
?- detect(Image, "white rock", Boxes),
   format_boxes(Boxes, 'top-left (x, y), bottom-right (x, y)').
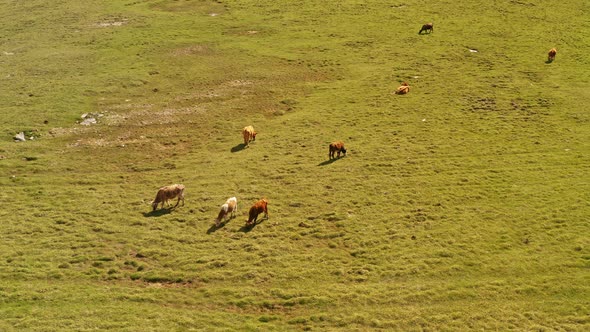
top-left (80, 117), bottom-right (97, 126)
top-left (14, 132), bottom-right (26, 142)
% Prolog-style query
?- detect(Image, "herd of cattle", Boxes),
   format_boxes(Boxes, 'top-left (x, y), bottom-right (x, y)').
top-left (150, 22), bottom-right (558, 228)
top-left (393, 23), bottom-right (558, 95)
top-left (151, 180), bottom-right (269, 228)
top-left (150, 125), bottom-right (319, 228)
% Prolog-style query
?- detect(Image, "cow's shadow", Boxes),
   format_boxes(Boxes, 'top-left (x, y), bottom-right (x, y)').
top-left (206, 223), bottom-right (222, 234)
top-left (238, 217), bottom-right (267, 232)
top-left (317, 157), bottom-right (343, 166)
top-left (545, 60), bottom-right (554, 64)
top-left (231, 143), bottom-right (247, 153)
top-left (142, 208), bottom-right (172, 218)
top-left (206, 217), bottom-right (233, 234)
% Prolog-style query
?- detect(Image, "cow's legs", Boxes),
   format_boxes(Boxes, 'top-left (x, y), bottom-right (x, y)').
top-left (174, 196), bottom-right (185, 208)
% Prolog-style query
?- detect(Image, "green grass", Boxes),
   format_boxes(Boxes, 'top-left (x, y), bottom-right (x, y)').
top-left (1, 0), bottom-right (589, 330)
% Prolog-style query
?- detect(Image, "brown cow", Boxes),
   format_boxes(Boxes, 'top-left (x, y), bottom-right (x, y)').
top-left (419, 23), bottom-right (433, 34)
top-left (152, 184), bottom-right (185, 211)
top-left (329, 141), bottom-right (347, 159)
top-left (215, 197), bottom-right (238, 226)
top-left (394, 82), bottom-right (410, 95)
top-left (548, 48), bottom-right (557, 62)
top-left (246, 198), bottom-right (268, 226)
top-left (242, 125), bottom-right (257, 146)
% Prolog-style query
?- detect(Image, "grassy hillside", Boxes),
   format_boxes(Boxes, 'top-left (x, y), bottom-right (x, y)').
top-left (1, 0), bottom-right (588, 330)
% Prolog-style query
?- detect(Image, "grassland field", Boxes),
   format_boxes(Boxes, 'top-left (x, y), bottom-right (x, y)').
top-left (0, 0), bottom-right (589, 330)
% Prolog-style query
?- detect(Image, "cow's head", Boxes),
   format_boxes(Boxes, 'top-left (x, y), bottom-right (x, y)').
top-left (252, 132), bottom-right (257, 141)
top-left (341, 147), bottom-right (347, 156)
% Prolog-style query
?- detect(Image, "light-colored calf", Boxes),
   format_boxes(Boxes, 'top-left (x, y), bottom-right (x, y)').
top-left (152, 184), bottom-right (185, 211)
top-left (215, 197), bottom-right (238, 226)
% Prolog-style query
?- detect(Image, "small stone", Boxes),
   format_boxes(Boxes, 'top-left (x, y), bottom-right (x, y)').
top-left (14, 132), bottom-right (26, 142)
top-left (80, 117), bottom-right (97, 126)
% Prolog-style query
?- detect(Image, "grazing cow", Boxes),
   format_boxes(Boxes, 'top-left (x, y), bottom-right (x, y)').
top-left (152, 184), bottom-right (185, 211)
top-left (548, 48), bottom-right (557, 62)
top-left (419, 23), bottom-right (433, 34)
top-left (246, 199), bottom-right (268, 226)
top-left (329, 141), bottom-right (347, 159)
top-left (242, 125), bottom-right (257, 146)
top-left (215, 197), bottom-right (238, 226)
top-left (394, 82), bottom-right (410, 95)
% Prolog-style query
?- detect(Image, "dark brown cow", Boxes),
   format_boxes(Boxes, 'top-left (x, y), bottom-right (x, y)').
top-left (419, 23), bottom-right (433, 34)
top-left (246, 199), bottom-right (268, 226)
top-left (152, 184), bottom-right (185, 211)
top-left (548, 48), bottom-right (557, 62)
top-left (329, 141), bottom-right (347, 159)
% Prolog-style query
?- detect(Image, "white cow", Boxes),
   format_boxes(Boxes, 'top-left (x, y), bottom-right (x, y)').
top-left (215, 197), bottom-right (238, 226)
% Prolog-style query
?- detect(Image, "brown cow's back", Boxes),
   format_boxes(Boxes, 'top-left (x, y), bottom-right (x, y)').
top-left (242, 126), bottom-right (256, 146)
top-left (329, 141), bottom-right (347, 159)
top-left (548, 48), bottom-right (557, 62)
top-left (247, 199), bottom-right (268, 225)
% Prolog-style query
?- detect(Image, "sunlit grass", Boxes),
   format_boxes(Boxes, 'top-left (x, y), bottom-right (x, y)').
top-left (0, 0), bottom-right (588, 330)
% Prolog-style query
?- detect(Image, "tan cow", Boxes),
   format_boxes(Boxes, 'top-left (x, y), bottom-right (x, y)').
top-left (548, 48), bottom-right (557, 62)
top-left (329, 141), bottom-right (347, 159)
top-left (242, 126), bottom-right (257, 146)
top-left (246, 199), bottom-right (268, 226)
top-left (152, 184), bottom-right (185, 211)
top-left (394, 82), bottom-right (410, 95)
top-left (215, 197), bottom-right (238, 226)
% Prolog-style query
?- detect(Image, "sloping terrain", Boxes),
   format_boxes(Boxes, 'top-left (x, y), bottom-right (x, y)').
top-left (0, 0), bottom-right (588, 330)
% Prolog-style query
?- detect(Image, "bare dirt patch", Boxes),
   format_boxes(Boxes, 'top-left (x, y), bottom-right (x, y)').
top-left (171, 45), bottom-right (215, 57)
top-left (94, 20), bottom-right (128, 28)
